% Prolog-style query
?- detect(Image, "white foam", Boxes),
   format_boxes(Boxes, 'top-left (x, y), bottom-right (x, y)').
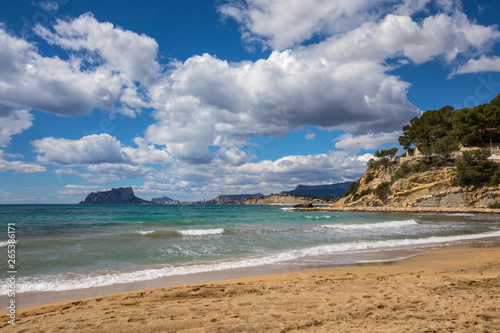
top-left (134, 231), bottom-right (155, 235)
top-left (320, 219), bottom-right (419, 230)
top-left (280, 207), bottom-right (294, 211)
top-left (0, 241), bottom-right (10, 248)
top-left (178, 228), bottom-right (225, 236)
top-left (7, 230), bottom-right (500, 295)
top-left (305, 215), bottom-right (335, 219)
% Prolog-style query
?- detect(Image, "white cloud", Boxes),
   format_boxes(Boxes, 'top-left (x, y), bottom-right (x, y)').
top-left (58, 184), bottom-right (105, 196)
top-left (219, 0), bottom-right (396, 50)
top-left (334, 131), bottom-right (402, 154)
top-left (305, 132), bottom-right (316, 140)
top-left (218, 0), bottom-right (470, 51)
top-left (33, 134), bottom-right (126, 165)
top-left (0, 149), bottom-right (46, 173)
top-left (146, 51), bottom-right (420, 164)
top-left (0, 110), bottom-right (33, 147)
top-left (35, 13), bottom-right (160, 85)
top-left (139, 151), bottom-right (372, 201)
top-left (310, 12), bottom-right (500, 64)
top-left (32, 134), bottom-right (174, 166)
top-left (453, 56), bottom-right (500, 75)
top-left (216, 147), bottom-right (254, 166)
top-left (86, 163), bottom-right (154, 180)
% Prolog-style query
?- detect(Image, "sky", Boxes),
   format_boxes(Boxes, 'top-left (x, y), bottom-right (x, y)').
top-left (1, 0), bottom-right (500, 203)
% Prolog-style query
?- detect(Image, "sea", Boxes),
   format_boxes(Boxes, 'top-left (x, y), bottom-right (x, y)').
top-left (1, 204), bottom-right (500, 300)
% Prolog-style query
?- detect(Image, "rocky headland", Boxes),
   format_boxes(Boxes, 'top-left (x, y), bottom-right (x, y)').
top-left (243, 193), bottom-right (335, 206)
top-left (328, 158), bottom-right (500, 213)
top-left (79, 187), bottom-right (152, 205)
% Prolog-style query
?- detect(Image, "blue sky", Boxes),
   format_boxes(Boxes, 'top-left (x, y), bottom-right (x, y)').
top-left (1, 0), bottom-right (499, 203)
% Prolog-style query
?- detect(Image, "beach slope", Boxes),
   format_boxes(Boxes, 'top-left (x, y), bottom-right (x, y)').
top-left (3, 246), bottom-right (500, 332)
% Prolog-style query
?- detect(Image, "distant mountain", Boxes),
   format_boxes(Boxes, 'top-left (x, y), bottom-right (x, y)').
top-left (79, 187), bottom-right (152, 204)
top-left (206, 193), bottom-right (264, 204)
top-left (282, 182), bottom-right (352, 197)
top-left (151, 196), bottom-right (175, 203)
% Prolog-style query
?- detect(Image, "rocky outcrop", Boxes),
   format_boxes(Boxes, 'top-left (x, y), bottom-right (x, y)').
top-left (244, 194), bottom-right (332, 206)
top-left (282, 182), bottom-right (351, 197)
top-left (331, 161), bottom-right (500, 210)
top-left (79, 187), bottom-right (152, 205)
top-left (206, 194), bottom-right (264, 204)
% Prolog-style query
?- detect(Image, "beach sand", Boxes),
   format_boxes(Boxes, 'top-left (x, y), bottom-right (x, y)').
top-left (2, 245), bottom-right (500, 332)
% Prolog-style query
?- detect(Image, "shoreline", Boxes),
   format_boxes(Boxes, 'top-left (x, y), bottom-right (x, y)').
top-left (3, 242), bottom-right (500, 332)
top-left (294, 205), bottom-right (500, 214)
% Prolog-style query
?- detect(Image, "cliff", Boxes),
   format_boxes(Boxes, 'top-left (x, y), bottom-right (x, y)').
top-left (79, 187), bottom-right (152, 205)
top-left (282, 182), bottom-right (351, 197)
top-left (206, 194), bottom-right (263, 204)
top-left (330, 160), bottom-right (500, 210)
top-left (244, 194), bottom-right (334, 206)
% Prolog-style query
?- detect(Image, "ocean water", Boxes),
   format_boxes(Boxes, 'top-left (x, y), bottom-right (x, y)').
top-left (1, 204), bottom-right (500, 295)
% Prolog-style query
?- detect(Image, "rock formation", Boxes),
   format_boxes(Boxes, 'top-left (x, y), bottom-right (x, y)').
top-left (79, 187), bottom-right (152, 204)
top-left (331, 160), bottom-right (499, 210)
top-left (244, 194), bottom-right (334, 206)
top-left (206, 194), bottom-right (264, 204)
top-left (282, 182), bottom-right (351, 197)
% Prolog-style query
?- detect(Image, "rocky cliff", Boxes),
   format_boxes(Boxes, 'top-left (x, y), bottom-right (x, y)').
top-left (206, 194), bottom-right (263, 204)
top-left (244, 194), bottom-right (333, 206)
top-left (80, 187), bottom-right (152, 204)
top-left (331, 160), bottom-right (500, 210)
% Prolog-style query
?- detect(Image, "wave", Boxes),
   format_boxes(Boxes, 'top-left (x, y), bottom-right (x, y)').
top-left (305, 215), bottom-right (337, 219)
top-left (320, 219), bottom-right (419, 231)
top-left (177, 228), bottom-right (225, 236)
top-left (7, 229), bottom-right (500, 294)
top-left (0, 241), bottom-right (10, 248)
top-left (134, 231), bottom-right (155, 235)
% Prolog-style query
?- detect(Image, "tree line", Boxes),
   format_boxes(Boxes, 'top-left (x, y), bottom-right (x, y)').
top-left (366, 93), bottom-right (500, 188)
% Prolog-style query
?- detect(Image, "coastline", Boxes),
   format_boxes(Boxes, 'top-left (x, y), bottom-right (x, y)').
top-left (294, 205), bottom-right (500, 214)
top-left (3, 243), bottom-right (500, 332)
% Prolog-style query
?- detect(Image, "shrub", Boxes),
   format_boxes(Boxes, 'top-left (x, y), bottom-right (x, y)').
top-left (373, 182), bottom-right (391, 197)
top-left (343, 181), bottom-right (359, 197)
top-left (454, 149), bottom-right (499, 187)
top-left (391, 162), bottom-right (411, 182)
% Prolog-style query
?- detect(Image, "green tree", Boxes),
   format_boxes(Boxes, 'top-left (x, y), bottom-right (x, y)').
top-left (454, 149), bottom-right (499, 187)
top-left (399, 105), bottom-right (459, 156)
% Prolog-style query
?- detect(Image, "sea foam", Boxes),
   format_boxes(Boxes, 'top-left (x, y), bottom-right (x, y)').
top-left (177, 228), bottom-right (225, 236)
top-left (320, 219), bottom-right (419, 230)
top-left (7, 229), bottom-right (500, 295)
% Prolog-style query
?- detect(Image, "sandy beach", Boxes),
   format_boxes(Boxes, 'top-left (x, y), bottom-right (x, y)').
top-left (2, 244), bottom-right (499, 332)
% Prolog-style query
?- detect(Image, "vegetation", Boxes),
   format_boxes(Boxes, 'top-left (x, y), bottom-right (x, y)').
top-left (454, 149), bottom-right (499, 187)
top-left (343, 181), bottom-right (359, 197)
top-left (399, 95), bottom-right (500, 158)
top-left (346, 94), bottom-right (500, 202)
top-left (367, 147), bottom-right (398, 169)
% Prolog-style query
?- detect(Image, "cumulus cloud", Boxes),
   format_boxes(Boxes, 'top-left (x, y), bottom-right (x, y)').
top-left (0, 110), bottom-right (34, 147)
top-left (0, 150), bottom-right (46, 173)
top-left (334, 131), bottom-right (402, 154)
top-left (218, 0), bottom-right (470, 50)
top-left (146, 51), bottom-right (420, 163)
top-left (32, 134), bottom-right (173, 166)
top-left (35, 13), bottom-right (160, 84)
top-left (453, 56), bottom-right (500, 75)
top-left (219, 0), bottom-right (396, 50)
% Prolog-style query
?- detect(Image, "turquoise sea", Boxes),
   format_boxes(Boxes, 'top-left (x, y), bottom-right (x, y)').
top-left (1, 204), bottom-right (500, 295)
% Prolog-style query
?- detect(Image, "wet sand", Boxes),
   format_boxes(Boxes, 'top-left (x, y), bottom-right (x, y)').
top-left (2, 244), bottom-right (499, 332)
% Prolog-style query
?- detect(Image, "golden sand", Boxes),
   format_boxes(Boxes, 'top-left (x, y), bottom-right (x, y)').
top-left (2, 245), bottom-right (500, 332)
